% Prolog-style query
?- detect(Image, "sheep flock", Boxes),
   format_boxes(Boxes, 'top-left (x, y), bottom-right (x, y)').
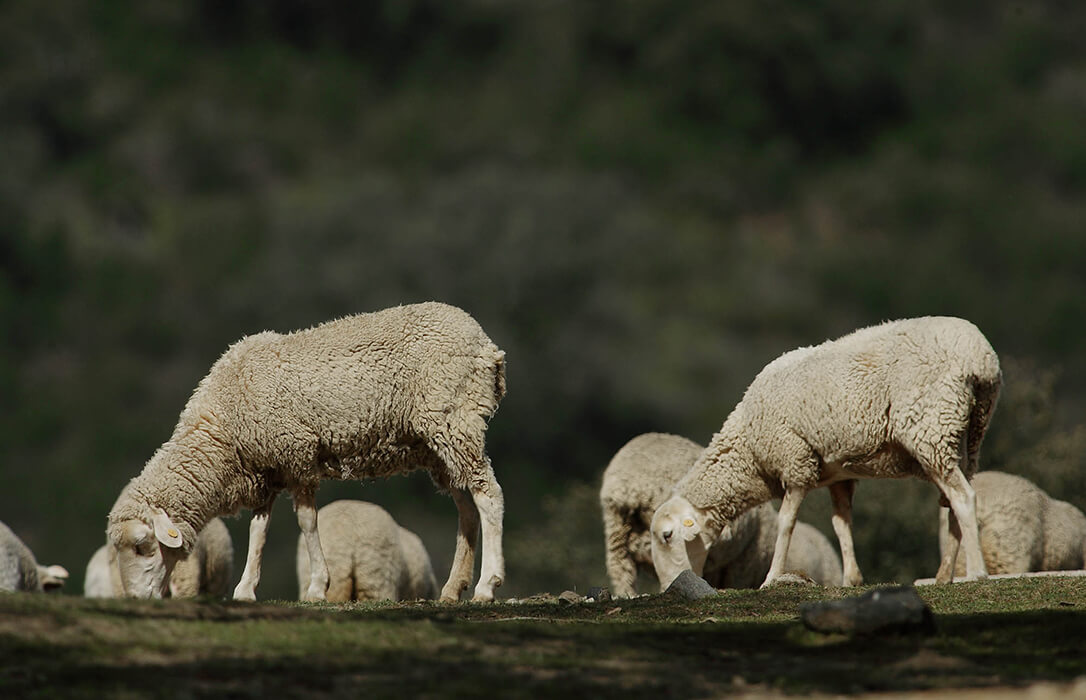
top-left (3, 306), bottom-right (1083, 604)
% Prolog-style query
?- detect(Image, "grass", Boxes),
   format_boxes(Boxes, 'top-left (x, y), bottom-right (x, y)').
top-left (1, 577), bottom-right (1085, 698)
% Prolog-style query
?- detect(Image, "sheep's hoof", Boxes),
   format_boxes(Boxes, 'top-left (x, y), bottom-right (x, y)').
top-left (439, 580), bottom-right (469, 602)
top-left (233, 589), bottom-right (257, 602)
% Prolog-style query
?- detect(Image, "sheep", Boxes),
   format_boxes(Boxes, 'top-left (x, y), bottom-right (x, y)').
top-left (601, 432), bottom-right (842, 597)
top-left (295, 500), bottom-right (439, 602)
top-left (85, 517), bottom-right (234, 598)
top-left (650, 316), bottom-right (1001, 591)
top-left (938, 471), bottom-right (1086, 576)
top-left (0, 520), bottom-right (68, 593)
top-left (107, 301), bottom-right (507, 602)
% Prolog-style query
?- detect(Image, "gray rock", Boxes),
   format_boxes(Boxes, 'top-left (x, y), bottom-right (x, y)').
top-left (800, 585), bottom-right (935, 636)
top-left (664, 570), bottom-right (719, 600)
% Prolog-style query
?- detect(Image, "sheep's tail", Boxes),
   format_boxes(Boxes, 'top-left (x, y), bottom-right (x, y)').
top-left (964, 348), bottom-right (1002, 478)
top-left (492, 348), bottom-right (507, 405)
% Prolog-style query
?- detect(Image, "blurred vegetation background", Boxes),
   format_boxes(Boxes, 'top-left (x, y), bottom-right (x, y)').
top-left (2, 0), bottom-right (1085, 599)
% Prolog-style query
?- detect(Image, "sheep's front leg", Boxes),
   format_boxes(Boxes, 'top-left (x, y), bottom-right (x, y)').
top-left (761, 487), bottom-right (806, 589)
top-left (469, 460), bottom-right (505, 602)
top-left (603, 510), bottom-right (639, 599)
top-left (234, 498), bottom-right (275, 601)
top-left (441, 487), bottom-right (480, 602)
top-left (293, 490), bottom-right (329, 602)
top-left (828, 480), bottom-right (864, 586)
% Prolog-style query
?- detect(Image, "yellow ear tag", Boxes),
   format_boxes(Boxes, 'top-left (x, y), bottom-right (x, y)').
top-left (682, 519), bottom-right (694, 527)
top-left (167, 528), bottom-right (179, 538)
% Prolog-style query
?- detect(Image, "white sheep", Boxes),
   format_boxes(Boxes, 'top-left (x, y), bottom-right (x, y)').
top-left (651, 316), bottom-right (1001, 590)
top-left (0, 520), bottom-right (68, 593)
top-left (938, 471), bottom-right (1086, 576)
top-left (601, 432), bottom-right (842, 597)
top-left (85, 517), bottom-right (234, 598)
top-left (107, 302), bottom-right (507, 602)
top-left (295, 500), bottom-right (439, 602)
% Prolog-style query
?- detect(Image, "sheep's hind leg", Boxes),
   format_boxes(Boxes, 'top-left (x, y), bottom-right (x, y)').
top-left (233, 496), bottom-right (275, 601)
top-left (936, 504), bottom-right (963, 583)
top-left (293, 489), bottom-right (329, 602)
top-left (829, 480), bottom-right (864, 586)
top-left (929, 443), bottom-right (987, 582)
top-left (469, 458), bottom-right (505, 602)
top-left (761, 486), bottom-right (806, 588)
top-left (441, 487), bottom-right (481, 602)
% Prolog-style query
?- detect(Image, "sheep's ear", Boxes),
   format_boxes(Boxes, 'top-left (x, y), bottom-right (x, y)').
top-left (679, 513), bottom-right (701, 542)
top-left (152, 509), bottom-right (183, 549)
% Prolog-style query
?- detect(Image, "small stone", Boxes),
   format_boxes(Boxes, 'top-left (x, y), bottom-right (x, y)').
top-left (558, 590), bottom-right (584, 605)
top-left (664, 570), bottom-right (719, 600)
top-left (586, 586), bottom-right (612, 603)
top-left (800, 585), bottom-right (936, 636)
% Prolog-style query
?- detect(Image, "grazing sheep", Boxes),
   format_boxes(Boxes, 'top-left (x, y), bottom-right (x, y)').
top-left (107, 302), bottom-right (506, 603)
top-left (651, 316), bottom-right (1001, 590)
top-left (295, 500), bottom-right (438, 602)
top-left (0, 521), bottom-right (68, 593)
top-left (938, 471), bottom-right (1086, 576)
top-left (601, 432), bottom-right (842, 597)
top-left (85, 517), bottom-right (234, 598)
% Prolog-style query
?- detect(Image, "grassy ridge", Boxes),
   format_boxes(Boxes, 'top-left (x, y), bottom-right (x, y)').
top-left (2, 577), bottom-right (1084, 698)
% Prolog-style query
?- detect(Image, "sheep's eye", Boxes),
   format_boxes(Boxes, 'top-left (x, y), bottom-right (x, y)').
top-left (661, 530), bottom-right (673, 543)
top-left (135, 540), bottom-right (157, 557)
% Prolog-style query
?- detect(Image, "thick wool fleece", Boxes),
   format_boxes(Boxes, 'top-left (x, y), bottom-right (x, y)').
top-left (107, 302), bottom-right (505, 599)
top-left (601, 432), bottom-right (841, 595)
top-left (0, 521), bottom-right (43, 592)
top-left (86, 517), bottom-right (234, 598)
top-left (295, 500), bottom-right (438, 602)
top-left (109, 302), bottom-right (504, 542)
top-left (939, 471), bottom-right (1086, 575)
top-left (677, 316), bottom-right (1001, 531)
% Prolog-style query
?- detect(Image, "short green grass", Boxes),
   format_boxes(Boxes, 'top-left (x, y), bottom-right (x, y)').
top-left (2, 577), bottom-right (1084, 699)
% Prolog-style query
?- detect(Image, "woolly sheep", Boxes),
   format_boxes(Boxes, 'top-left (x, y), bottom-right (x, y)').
top-left (0, 520), bottom-right (68, 593)
top-left (107, 302), bottom-right (507, 602)
top-left (295, 500), bottom-right (439, 602)
top-left (651, 316), bottom-right (1001, 591)
top-left (601, 432), bottom-right (842, 597)
top-left (938, 471), bottom-right (1086, 576)
top-left (85, 517), bottom-right (234, 598)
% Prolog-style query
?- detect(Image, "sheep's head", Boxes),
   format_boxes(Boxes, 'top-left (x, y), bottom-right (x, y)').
top-left (650, 495), bottom-right (709, 591)
top-left (107, 508), bottom-right (186, 599)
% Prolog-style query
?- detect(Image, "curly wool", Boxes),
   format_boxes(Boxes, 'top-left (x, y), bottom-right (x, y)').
top-left (660, 316), bottom-right (1001, 587)
top-left (295, 500), bottom-right (438, 602)
top-left (85, 517), bottom-right (234, 598)
top-left (107, 302), bottom-right (506, 601)
top-left (939, 471), bottom-right (1086, 575)
top-left (601, 432), bottom-right (842, 596)
top-left (0, 521), bottom-right (66, 593)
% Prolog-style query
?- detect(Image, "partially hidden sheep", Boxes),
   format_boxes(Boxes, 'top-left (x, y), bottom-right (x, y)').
top-left (85, 517), bottom-right (234, 598)
top-left (107, 302), bottom-right (506, 602)
top-left (295, 500), bottom-right (439, 602)
top-left (651, 316), bottom-right (1001, 590)
top-left (0, 520), bottom-right (68, 593)
top-left (601, 432), bottom-right (842, 598)
top-left (938, 471), bottom-right (1086, 576)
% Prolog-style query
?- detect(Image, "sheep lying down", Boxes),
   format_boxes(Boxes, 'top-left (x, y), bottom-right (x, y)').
top-left (651, 316), bottom-right (1002, 590)
top-left (938, 471), bottom-right (1086, 577)
top-left (85, 517), bottom-right (233, 598)
top-left (296, 500), bottom-right (438, 602)
top-left (107, 302), bottom-right (506, 603)
top-left (601, 432), bottom-right (841, 598)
